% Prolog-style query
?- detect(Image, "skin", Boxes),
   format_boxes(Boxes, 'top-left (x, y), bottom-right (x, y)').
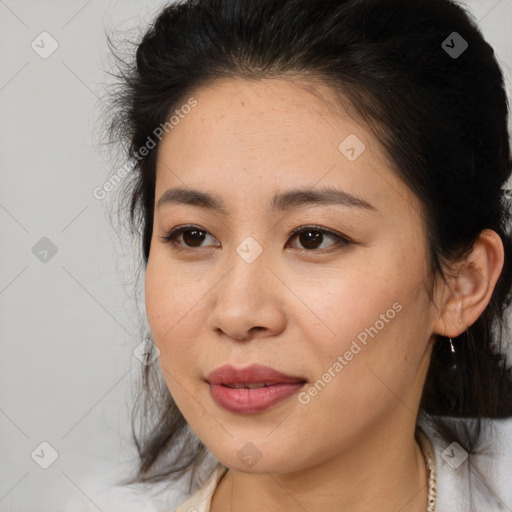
top-left (144, 77), bottom-right (504, 512)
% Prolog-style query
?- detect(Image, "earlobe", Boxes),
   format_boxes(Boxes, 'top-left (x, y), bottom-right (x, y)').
top-left (432, 229), bottom-right (504, 338)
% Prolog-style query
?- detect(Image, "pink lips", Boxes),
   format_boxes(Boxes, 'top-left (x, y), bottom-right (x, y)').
top-left (206, 363), bottom-right (307, 414)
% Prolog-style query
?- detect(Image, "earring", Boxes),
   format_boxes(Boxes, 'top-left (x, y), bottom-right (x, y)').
top-left (449, 317), bottom-right (463, 354)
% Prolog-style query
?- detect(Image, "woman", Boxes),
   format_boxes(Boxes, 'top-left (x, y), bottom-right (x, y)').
top-left (102, 0), bottom-right (512, 510)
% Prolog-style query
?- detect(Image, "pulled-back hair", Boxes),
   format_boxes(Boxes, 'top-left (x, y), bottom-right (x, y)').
top-left (104, 0), bottom-right (512, 505)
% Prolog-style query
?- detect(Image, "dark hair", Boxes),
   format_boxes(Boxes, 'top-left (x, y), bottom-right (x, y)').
top-left (104, 0), bottom-right (512, 505)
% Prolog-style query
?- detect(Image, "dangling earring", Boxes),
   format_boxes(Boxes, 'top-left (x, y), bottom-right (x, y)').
top-left (449, 317), bottom-right (463, 354)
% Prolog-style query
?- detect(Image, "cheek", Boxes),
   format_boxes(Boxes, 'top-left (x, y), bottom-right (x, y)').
top-left (144, 251), bottom-right (211, 371)
top-left (290, 257), bottom-right (401, 347)
top-left (297, 245), bottom-right (429, 383)
top-left (144, 259), bottom-right (172, 339)
top-left (145, 250), bottom-right (198, 338)
top-left (144, 258), bottom-right (205, 407)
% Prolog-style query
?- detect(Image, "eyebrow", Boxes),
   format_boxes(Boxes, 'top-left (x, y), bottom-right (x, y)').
top-left (156, 186), bottom-right (377, 214)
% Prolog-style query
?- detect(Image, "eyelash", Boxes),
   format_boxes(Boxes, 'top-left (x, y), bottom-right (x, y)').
top-left (159, 224), bottom-right (353, 253)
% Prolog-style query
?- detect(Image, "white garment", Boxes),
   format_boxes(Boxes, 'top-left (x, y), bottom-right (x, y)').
top-left (65, 418), bottom-right (512, 512)
top-left (173, 463), bottom-right (227, 512)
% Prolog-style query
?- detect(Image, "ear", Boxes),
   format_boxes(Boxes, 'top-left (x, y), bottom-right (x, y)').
top-left (432, 229), bottom-right (504, 337)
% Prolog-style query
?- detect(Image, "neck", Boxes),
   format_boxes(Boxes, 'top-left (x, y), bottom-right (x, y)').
top-left (210, 419), bottom-right (429, 512)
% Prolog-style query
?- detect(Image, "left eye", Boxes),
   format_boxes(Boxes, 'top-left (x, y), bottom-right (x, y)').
top-left (287, 226), bottom-right (350, 251)
top-left (159, 225), bottom-right (351, 251)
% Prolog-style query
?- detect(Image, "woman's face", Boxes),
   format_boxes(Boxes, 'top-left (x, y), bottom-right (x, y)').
top-left (145, 77), bottom-right (439, 473)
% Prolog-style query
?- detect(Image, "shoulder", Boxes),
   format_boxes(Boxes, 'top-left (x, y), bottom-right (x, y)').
top-left (173, 462), bottom-right (228, 512)
top-left (422, 417), bottom-right (512, 512)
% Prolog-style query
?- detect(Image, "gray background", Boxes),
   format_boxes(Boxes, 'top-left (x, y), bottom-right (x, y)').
top-left (1, 1), bottom-right (511, 510)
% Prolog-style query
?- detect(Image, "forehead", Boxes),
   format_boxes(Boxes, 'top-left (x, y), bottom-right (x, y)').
top-left (154, 77), bottom-right (419, 218)
top-left (163, 77), bottom-right (358, 148)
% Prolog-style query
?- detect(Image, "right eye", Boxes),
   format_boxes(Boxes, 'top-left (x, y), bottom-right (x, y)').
top-left (159, 225), bottom-right (219, 250)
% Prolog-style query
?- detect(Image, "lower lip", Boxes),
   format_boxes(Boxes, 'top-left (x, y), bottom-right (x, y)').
top-left (208, 382), bottom-right (306, 413)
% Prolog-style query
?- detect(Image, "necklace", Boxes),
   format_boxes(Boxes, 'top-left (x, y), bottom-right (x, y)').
top-left (417, 429), bottom-right (438, 512)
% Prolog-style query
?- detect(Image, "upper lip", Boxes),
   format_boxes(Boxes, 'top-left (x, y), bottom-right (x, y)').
top-left (206, 364), bottom-right (307, 385)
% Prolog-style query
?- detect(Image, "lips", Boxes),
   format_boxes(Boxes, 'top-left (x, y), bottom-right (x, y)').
top-left (206, 364), bottom-right (307, 413)
top-left (206, 363), bottom-right (306, 386)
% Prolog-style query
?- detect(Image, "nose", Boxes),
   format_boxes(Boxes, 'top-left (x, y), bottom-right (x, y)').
top-left (207, 239), bottom-right (287, 343)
